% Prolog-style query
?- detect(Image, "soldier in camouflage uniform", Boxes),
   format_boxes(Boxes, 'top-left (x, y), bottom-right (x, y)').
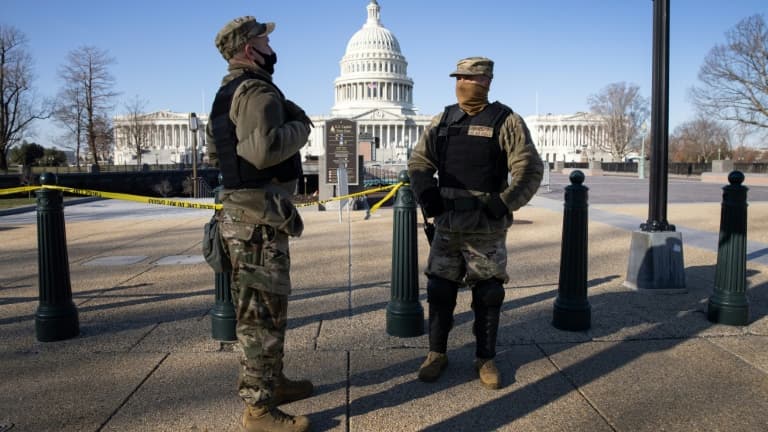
top-left (407, 57), bottom-right (543, 390)
top-left (206, 16), bottom-right (314, 432)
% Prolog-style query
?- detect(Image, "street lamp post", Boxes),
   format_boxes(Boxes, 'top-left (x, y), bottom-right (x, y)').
top-left (189, 113), bottom-right (200, 198)
top-left (639, 121), bottom-right (648, 180)
top-left (624, 0), bottom-right (686, 294)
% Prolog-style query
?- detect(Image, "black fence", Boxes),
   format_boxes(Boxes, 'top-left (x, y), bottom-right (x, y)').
top-left (0, 168), bottom-right (220, 198)
top-left (3, 161), bottom-right (767, 202)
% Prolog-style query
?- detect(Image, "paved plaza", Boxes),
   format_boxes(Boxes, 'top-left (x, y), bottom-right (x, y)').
top-left (1, 172), bottom-right (767, 431)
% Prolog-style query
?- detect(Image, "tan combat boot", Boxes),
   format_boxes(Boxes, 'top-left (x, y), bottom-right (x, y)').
top-left (417, 351), bottom-right (448, 382)
top-left (474, 358), bottom-right (501, 389)
top-left (242, 405), bottom-right (310, 432)
top-left (273, 374), bottom-right (314, 405)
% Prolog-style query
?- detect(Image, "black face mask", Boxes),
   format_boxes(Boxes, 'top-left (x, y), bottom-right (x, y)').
top-left (254, 49), bottom-right (277, 74)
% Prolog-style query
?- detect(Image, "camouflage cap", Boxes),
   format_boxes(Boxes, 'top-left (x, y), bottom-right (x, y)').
top-left (215, 16), bottom-right (275, 60)
top-left (449, 56), bottom-right (494, 79)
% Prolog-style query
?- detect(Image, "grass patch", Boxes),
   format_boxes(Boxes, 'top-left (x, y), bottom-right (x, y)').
top-left (0, 197), bottom-right (36, 209)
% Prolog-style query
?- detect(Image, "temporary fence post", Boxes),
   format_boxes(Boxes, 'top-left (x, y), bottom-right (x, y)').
top-left (708, 171), bottom-right (750, 326)
top-left (552, 170), bottom-right (591, 331)
top-left (35, 172), bottom-right (80, 341)
top-left (211, 178), bottom-right (236, 341)
top-left (386, 170), bottom-right (424, 337)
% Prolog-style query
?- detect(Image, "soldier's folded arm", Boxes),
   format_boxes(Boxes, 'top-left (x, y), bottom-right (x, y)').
top-left (407, 116), bottom-right (441, 200)
top-left (234, 89), bottom-right (309, 170)
top-left (499, 114), bottom-right (543, 212)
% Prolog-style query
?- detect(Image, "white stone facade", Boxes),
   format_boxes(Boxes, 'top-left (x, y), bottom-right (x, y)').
top-left (525, 112), bottom-right (613, 163)
top-left (303, 0), bottom-right (432, 162)
top-left (112, 111), bottom-right (208, 166)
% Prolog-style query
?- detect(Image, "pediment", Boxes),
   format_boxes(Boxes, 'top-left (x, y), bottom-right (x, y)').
top-left (351, 109), bottom-right (406, 121)
top-left (143, 111), bottom-right (183, 120)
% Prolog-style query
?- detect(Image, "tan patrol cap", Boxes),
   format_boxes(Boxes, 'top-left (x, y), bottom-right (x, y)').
top-left (449, 56), bottom-right (494, 79)
top-left (215, 16), bottom-right (275, 60)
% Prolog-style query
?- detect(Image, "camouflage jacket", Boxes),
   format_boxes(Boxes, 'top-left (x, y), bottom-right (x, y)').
top-left (206, 62), bottom-right (309, 236)
top-left (407, 103), bottom-right (543, 234)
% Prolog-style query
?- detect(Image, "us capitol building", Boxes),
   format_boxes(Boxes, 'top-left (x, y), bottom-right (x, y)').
top-left (302, 0), bottom-right (432, 162)
top-left (111, 0), bottom-right (611, 167)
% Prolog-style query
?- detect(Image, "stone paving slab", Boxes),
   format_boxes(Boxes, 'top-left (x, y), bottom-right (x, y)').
top-left (540, 338), bottom-right (768, 431)
top-left (348, 347), bottom-right (614, 432)
top-left (100, 351), bottom-right (347, 432)
top-left (0, 352), bottom-right (166, 432)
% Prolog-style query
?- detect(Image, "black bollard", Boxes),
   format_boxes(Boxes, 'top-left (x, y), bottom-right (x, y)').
top-left (35, 172), bottom-right (79, 341)
top-left (708, 171), bottom-right (749, 326)
top-left (386, 170), bottom-right (424, 337)
top-left (553, 170), bottom-right (591, 331)
top-left (211, 176), bottom-right (236, 341)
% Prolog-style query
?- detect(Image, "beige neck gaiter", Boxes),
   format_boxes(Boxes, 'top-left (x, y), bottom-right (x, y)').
top-left (455, 81), bottom-right (490, 116)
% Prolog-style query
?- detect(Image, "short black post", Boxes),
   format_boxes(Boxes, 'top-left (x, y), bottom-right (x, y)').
top-left (708, 171), bottom-right (749, 326)
top-left (553, 170), bottom-right (591, 331)
top-left (386, 170), bottom-right (424, 337)
top-left (35, 172), bottom-right (79, 341)
top-left (211, 177), bottom-right (236, 341)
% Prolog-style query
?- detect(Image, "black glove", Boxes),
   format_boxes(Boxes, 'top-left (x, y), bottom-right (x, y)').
top-left (285, 100), bottom-right (314, 128)
top-left (485, 194), bottom-right (509, 220)
top-left (419, 187), bottom-right (444, 218)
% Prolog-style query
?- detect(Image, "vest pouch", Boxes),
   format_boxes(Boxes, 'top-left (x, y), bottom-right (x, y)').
top-left (202, 213), bottom-right (232, 273)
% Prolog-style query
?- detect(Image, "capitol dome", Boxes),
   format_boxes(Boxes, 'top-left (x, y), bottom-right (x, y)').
top-left (331, 0), bottom-right (416, 116)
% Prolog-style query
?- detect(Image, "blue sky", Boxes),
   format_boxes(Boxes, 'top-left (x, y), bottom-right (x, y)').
top-left (4, 0), bottom-right (766, 148)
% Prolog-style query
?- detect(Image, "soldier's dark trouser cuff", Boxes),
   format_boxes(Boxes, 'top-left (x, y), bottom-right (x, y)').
top-left (472, 278), bottom-right (505, 359)
top-left (427, 276), bottom-right (459, 353)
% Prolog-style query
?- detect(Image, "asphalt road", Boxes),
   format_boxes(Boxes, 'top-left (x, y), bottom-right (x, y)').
top-left (541, 172), bottom-right (768, 204)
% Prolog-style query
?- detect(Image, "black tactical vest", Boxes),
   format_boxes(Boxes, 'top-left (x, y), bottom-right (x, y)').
top-left (209, 71), bottom-right (302, 189)
top-left (436, 102), bottom-right (511, 193)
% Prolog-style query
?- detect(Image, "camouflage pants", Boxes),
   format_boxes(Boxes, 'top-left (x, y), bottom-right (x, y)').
top-left (220, 220), bottom-right (291, 407)
top-left (426, 229), bottom-right (509, 284)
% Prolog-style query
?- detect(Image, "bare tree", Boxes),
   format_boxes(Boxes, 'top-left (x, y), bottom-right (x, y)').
top-left (53, 84), bottom-right (86, 168)
top-left (731, 145), bottom-right (763, 163)
top-left (93, 114), bottom-right (113, 164)
top-left (690, 14), bottom-right (768, 134)
top-left (122, 95), bottom-right (151, 166)
top-left (669, 117), bottom-right (730, 163)
top-left (0, 25), bottom-right (50, 172)
top-left (588, 82), bottom-right (649, 161)
top-left (58, 46), bottom-right (119, 168)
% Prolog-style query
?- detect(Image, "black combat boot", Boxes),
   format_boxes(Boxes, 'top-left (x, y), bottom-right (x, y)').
top-left (472, 278), bottom-right (505, 389)
top-left (418, 277), bottom-right (459, 382)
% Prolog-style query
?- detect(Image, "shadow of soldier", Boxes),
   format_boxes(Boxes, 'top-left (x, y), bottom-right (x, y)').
top-left (307, 265), bottom-right (767, 431)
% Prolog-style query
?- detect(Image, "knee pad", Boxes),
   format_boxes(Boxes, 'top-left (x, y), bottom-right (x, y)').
top-left (472, 278), bottom-right (505, 308)
top-left (427, 276), bottom-right (459, 306)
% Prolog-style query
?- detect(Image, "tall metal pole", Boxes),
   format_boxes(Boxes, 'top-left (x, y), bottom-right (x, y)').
top-left (623, 0), bottom-right (685, 293)
top-left (642, 0), bottom-right (673, 233)
top-left (189, 112), bottom-right (199, 198)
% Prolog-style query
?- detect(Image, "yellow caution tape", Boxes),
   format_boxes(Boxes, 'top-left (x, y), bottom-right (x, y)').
top-left (368, 182), bottom-right (403, 215)
top-left (40, 185), bottom-right (223, 210)
top-left (0, 183), bottom-right (404, 214)
top-left (294, 183), bottom-right (401, 208)
top-left (0, 186), bottom-right (39, 195)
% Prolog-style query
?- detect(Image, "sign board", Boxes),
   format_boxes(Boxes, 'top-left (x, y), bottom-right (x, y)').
top-left (337, 166), bottom-right (349, 220)
top-left (325, 118), bottom-right (358, 185)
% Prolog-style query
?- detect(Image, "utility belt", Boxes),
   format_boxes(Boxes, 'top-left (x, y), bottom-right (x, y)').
top-left (443, 197), bottom-right (484, 212)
